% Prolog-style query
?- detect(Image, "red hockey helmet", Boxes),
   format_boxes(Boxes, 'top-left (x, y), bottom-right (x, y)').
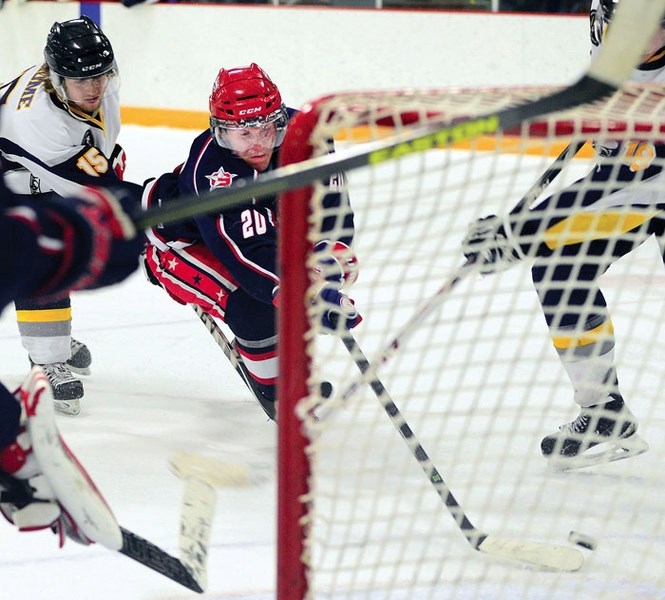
top-left (209, 63), bottom-right (288, 150)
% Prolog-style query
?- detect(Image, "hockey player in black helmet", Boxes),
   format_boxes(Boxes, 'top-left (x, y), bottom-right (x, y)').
top-left (596, 0), bottom-right (665, 42)
top-left (0, 17), bottom-right (140, 415)
top-left (43, 16), bottom-right (119, 117)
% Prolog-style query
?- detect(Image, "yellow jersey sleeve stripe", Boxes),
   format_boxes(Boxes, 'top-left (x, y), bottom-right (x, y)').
top-left (543, 209), bottom-right (662, 250)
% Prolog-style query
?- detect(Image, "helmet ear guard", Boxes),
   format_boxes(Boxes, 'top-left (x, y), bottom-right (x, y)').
top-left (208, 63), bottom-right (288, 150)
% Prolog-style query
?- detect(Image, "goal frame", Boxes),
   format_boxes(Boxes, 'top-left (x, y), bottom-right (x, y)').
top-left (275, 81), bottom-right (665, 598)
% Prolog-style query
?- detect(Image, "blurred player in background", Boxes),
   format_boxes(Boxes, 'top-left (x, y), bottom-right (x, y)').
top-left (143, 63), bottom-right (360, 419)
top-left (0, 16), bottom-right (135, 414)
top-left (0, 148), bottom-right (142, 546)
top-left (461, 0), bottom-right (664, 467)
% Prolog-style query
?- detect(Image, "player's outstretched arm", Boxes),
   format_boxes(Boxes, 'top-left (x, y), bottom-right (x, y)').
top-left (0, 180), bottom-right (144, 303)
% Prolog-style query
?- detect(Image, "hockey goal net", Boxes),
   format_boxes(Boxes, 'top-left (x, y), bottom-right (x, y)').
top-left (277, 85), bottom-right (665, 599)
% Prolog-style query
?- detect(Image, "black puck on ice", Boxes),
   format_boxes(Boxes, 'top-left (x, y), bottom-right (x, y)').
top-left (568, 531), bottom-right (597, 551)
top-left (320, 381), bottom-right (334, 398)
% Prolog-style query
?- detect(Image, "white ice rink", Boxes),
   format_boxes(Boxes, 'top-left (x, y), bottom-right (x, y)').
top-left (0, 126), bottom-right (663, 599)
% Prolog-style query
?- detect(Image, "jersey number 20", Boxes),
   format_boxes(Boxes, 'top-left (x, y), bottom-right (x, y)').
top-left (241, 209), bottom-right (268, 238)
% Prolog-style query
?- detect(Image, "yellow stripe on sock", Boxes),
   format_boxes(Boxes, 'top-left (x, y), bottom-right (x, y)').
top-left (15, 308), bottom-right (72, 323)
top-left (552, 320), bottom-right (614, 350)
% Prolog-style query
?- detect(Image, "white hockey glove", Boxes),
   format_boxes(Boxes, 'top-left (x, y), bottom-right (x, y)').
top-left (593, 139), bottom-right (620, 159)
top-left (461, 214), bottom-right (525, 275)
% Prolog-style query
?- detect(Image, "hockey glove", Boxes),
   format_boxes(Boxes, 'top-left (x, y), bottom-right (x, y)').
top-left (461, 214), bottom-right (525, 275)
top-left (317, 286), bottom-right (363, 334)
top-left (311, 240), bottom-right (359, 288)
top-left (33, 183), bottom-right (144, 297)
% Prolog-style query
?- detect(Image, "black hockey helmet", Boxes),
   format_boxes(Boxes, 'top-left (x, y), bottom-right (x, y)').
top-left (598, 0), bottom-right (618, 23)
top-left (44, 16), bottom-right (116, 79)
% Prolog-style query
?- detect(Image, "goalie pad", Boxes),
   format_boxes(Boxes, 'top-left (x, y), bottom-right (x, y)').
top-left (17, 367), bottom-right (122, 549)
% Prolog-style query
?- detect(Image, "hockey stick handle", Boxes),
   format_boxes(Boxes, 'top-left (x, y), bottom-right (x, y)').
top-left (340, 332), bottom-right (486, 548)
top-left (131, 83), bottom-right (602, 231)
top-left (192, 305), bottom-right (276, 420)
top-left (507, 140), bottom-right (585, 216)
top-left (130, 0), bottom-right (663, 232)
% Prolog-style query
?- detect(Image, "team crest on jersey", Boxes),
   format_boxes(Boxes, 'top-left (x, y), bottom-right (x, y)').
top-left (206, 167), bottom-right (237, 190)
top-left (29, 174), bottom-right (41, 195)
top-left (82, 130), bottom-right (94, 147)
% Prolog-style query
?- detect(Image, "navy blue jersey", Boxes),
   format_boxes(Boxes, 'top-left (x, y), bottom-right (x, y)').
top-left (143, 110), bottom-right (354, 306)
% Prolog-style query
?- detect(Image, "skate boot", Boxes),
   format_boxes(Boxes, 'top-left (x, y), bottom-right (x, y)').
top-left (67, 338), bottom-right (91, 376)
top-left (36, 363), bottom-right (83, 416)
top-left (541, 394), bottom-right (648, 469)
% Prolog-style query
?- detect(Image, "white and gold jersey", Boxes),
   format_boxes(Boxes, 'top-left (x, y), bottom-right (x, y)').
top-left (0, 65), bottom-right (121, 197)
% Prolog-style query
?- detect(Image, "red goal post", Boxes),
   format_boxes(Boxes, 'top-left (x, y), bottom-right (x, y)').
top-left (277, 85), bottom-right (665, 599)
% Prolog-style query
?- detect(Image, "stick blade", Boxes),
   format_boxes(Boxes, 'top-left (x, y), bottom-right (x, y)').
top-left (478, 535), bottom-right (584, 572)
top-left (179, 477), bottom-right (216, 591)
top-left (170, 451), bottom-right (254, 487)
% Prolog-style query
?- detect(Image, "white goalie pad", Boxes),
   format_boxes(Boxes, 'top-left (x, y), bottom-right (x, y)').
top-left (18, 367), bottom-right (123, 550)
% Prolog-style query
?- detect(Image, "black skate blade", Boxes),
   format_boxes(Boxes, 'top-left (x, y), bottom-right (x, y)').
top-left (548, 434), bottom-right (649, 471)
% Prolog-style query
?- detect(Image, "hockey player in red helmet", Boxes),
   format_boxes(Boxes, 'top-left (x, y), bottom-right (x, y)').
top-left (142, 64), bottom-right (360, 420)
top-left (209, 63), bottom-right (289, 172)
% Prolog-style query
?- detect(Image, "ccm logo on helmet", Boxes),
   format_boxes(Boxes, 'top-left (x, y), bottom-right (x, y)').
top-left (81, 63), bottom-right (103, 72)
top-left (239, 107), bottom-right (262, 116)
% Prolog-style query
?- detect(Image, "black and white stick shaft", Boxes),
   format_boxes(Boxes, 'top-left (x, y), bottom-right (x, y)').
top-left (340, 333), bottom-right (584, 571)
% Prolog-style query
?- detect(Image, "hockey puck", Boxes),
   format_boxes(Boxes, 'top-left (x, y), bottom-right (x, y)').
top-left (320, 381), bottom-right (334, 398)
top-left (568, 531), bottom-right (597, 551)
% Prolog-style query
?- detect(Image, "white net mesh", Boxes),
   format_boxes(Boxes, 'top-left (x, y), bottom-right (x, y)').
top-left (280, 85), bottom-right (665, 599)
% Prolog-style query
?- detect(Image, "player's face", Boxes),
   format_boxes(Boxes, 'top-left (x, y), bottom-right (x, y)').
top-left (224, 123), bottom-right (276, 172)
top-left (63, 75), bottom-right (110, 113)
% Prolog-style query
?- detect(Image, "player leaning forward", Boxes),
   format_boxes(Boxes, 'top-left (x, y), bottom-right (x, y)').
top-left (0, 17), bottom-right (133, 414)
top-left (143, 64), bottom-right (361, 418)
top-left (462, 0), bottom-right (664, 467)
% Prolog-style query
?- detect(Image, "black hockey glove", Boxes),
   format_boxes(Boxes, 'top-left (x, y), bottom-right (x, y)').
top-left (462, 214), bottom-right (524, 275)
top-left (32, 183), bottom-right (144, 297)
top-left (317, 286), bottom-right (363, 334)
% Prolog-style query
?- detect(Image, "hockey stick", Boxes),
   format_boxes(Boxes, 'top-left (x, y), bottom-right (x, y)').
top-left (193, 304), bottom-right (334, 420)
top-left (334, 140), bottom-right (584, 404)
top-left (192, 304), bottom-right (277, 420)
top-left (339, 332), bottom-right (584, 571)
top-left (0, 470), bottom-right (210, 593)
top-left (131, 0), bottom-right (664, 231)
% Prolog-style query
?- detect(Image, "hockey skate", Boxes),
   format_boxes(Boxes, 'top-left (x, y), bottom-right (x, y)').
top-left (67, 337), bottom-right (92, 376)
top-left (37, 363), bottom-right (83, 416)
top-left (541, 394), bottom-right (649, 470)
